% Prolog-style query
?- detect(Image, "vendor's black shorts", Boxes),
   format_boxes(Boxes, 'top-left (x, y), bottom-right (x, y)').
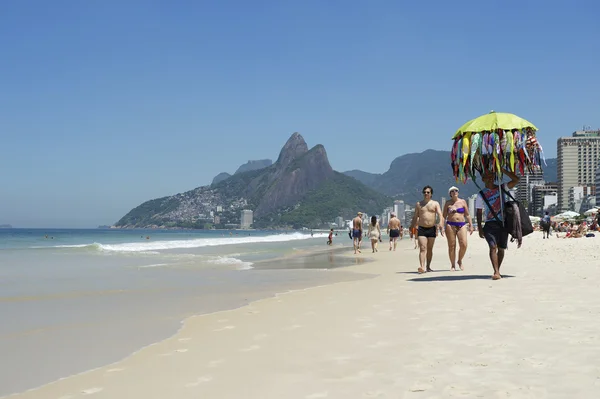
top-left (389, 229), bottom-right (400, 238)
top-left (483, 221), bottom-right (509, 249)
top-left (417, 226), bottom-right (437, 238)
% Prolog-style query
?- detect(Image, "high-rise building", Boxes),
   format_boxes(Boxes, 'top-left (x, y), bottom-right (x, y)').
top-left (596, 160), bottom-right (600, 206)
top-left (531, 183), bottom-right (558, 216)
top-left (240, 210), bottom-right (253, 228)
top-left (393, 200), bottom-right (405, 224)
top-left (335, 216), bottom-right (344, 228)
top-left (467, 194), bottom-right (477, 216)
top-left (515, 166), bottom-right (545, 208)
top-left (441, 197), bottom-right (446, 209)
top-left (569, 186), bottom-right (595, 213)
top-left (557, 129), bottom-right (600, 212)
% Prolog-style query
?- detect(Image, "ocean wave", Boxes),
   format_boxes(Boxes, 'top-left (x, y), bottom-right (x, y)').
top-left (30, 232), bottom-right (325, 254)
top-left (207, 256), bottom-right (254, 270)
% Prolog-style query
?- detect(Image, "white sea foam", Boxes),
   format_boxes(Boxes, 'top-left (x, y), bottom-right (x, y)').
top-left (40, 232), bottom-right (324, 253)
top-left (137, 263), bottom-right (169, 268)
top-left (207, 256), bottom-right (254, 270)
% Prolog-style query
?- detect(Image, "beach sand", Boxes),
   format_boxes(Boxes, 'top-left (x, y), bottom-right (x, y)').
top-left (6, 233), bottom-right (600, 399)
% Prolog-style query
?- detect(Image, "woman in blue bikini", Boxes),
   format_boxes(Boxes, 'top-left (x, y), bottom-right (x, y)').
top-left (442, 186), bottom-right (474, 271)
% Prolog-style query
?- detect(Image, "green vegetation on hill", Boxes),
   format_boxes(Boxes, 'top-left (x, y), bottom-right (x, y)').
top-left (253, 172), bottom-right (392, 229)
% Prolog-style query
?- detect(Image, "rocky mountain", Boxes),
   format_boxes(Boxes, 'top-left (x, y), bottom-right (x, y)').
top-left (234, 159), bottom-right (272, 175)
top-left (211, 159), bottom-right (273, 185)
top-left (211, 172), bottom-right (231, 185)
top-left (116, 133), bottom-right (391, 229)
top-left (344, 150), bottom-right (557, 205)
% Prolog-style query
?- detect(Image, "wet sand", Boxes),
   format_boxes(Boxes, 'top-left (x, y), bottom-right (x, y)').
top-left (6, 233), bottom-right (600, 398)
top-left (0, 247), bottom-right (369, 397)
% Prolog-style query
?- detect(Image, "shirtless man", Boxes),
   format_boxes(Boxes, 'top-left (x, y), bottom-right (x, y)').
top-left (410, 185), bottom-right (445, 273)
top-left (387, 212), bottom-right (401, 251)
top-left (352, 212), bottom-right (363, 254)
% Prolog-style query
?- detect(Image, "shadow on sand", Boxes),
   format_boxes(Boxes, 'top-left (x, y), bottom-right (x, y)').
top-left (407, 274), bottom-right (515, 282)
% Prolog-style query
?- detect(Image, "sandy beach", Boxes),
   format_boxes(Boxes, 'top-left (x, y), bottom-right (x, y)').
top-left (6, 232), bottom-right (600, 399)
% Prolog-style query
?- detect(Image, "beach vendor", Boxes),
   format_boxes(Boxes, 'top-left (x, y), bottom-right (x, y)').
top-left (476, 169), bottom-right (519, 280)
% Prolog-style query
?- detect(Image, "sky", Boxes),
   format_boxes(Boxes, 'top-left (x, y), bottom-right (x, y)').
top-left (1, 1), bottom-right (599, 228)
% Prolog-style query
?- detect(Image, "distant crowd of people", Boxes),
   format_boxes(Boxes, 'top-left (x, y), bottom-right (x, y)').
top-left (341, 168), bottom-right (521, 281)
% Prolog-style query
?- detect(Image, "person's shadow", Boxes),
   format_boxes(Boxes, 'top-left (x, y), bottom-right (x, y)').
top-left (406, 274), bottom-right (515, 282)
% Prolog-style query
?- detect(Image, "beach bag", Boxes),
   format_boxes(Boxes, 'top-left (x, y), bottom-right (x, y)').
top-left (502, 188), bottom-right (534, 238)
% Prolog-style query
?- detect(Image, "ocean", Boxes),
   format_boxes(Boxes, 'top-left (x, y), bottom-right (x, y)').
top-left (0, 228), bottom-right (366, 396)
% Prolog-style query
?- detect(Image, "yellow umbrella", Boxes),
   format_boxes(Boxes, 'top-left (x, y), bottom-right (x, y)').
top-left (453, 111), bottom-right (538, 139)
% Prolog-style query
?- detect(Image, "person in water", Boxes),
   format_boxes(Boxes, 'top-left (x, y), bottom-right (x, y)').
top-left (442, 186), bottom-right (473, 271)
top-left (387, 212), bottom-right (401, 251)
top-left (327, 228), bottom-right (334, 245)
top-left (410, 185), bottom-right (445, 273)
top-left (368, 215), bottom-right (381, 253)
top-left (352, 212), bottom-right (363, 254)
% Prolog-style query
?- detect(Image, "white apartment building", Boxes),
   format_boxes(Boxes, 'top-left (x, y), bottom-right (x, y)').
top-left (557, 129), bottom-right (600, 211)
top-left (393, 200), bottom-right (405, 225)
top-left (240, 209), bottom-right (253, 228)
top-left (596, 160), bottom-right (600, 206)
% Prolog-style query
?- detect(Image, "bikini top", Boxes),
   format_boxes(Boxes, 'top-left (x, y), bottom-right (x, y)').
top-left (449, 207), bottom-right (465, 214)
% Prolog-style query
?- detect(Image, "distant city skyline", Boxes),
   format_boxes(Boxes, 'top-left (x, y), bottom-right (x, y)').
top-left (1, 2), bottom-right (598, 227)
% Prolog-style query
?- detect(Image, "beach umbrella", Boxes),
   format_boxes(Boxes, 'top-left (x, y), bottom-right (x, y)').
top-left (529, 216), bottom-right (541, 223)
top-left (584, 208), bottom-right (599, 216)
top-left (453, 111), bottom-right (538, 139)
top-left (557, 211), bottom-right (580, 218)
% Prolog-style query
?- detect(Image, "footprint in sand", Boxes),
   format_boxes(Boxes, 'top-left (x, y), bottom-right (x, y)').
top-left (217, 319), bottom-right (229, 323)
top-left (368, 341), bottom-right (391, 349)
top-left (185, 375), bottom-right (213, 387)
top-left (240, 345), bottom-right (260, 352)
top-left (214, 325), bottom-right (236, 332)
top-left (306, 392), bottom-right (328, 398)
top-left (208, 359), bottom-right (225, 368)
top-left (363, 391), bottom-right (385, 397)
top-left (246, 310), bottom-right (260, 315)
top-left (282, 324), bottom-right (302, 331)
top-left (253, 333), bottom-right (269, 340)
top-left (106, 368), bottom-right (124, 373)
top-left (352, 332), bottom-right (365, 338)
top-left (178, 337), bottom-right (192, 342)
top-left (58, 396), bottom-right (74, 399)
top-left (361, 323), bottom-right (377, 329)
top-left (175, 349), bottom-right (189, 353)
top-left (81, 387), bottom-right (103, 395)
top-left (304, 311), bottom-right (317, 316)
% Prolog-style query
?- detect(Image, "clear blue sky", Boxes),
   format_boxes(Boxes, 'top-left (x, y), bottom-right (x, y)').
top-left (1, 1), bottom-right (598, 228)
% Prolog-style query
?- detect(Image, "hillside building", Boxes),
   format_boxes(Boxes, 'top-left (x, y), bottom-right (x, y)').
top-left (240, 209), bottom-right (253, 228)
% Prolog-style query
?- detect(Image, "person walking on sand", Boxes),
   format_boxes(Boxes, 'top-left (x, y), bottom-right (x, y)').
top-left (410, 185), bottom-right (445, 273)
top-left (327, 228), bottom-right (334, 245)
top-left (368, 215), bottom-right (381, 253)
top-left (541, 211), bottom-right (551, 239)
top-left (443, 186), bottom-right (473, 271)
top-left (387, 212), bottom-right (401, 251)
top-left (476, 169), bottom-right (519, 280)
top-left (352, 212), bottom-right (363, 254)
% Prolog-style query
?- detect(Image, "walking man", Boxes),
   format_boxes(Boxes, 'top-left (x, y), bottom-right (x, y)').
top-left (352, 212), bottom-right (363, 254)
top-left (387, 212), bottom-right (401, 251)
top-left (476, 169), bottom-right (520, 280)
top-left (410, 185), bottom-right (445, 273)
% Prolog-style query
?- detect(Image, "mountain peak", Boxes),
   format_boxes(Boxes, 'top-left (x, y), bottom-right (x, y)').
top-left (276, 132), bottom-right (308, 169)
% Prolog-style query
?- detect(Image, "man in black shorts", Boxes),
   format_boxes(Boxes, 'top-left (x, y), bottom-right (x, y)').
top-left (387, 212), bottom-right (401, 251)
top-left (410, 185), bottom-right (445, 273)
top-left (476, 169), bottom-right (520, 280)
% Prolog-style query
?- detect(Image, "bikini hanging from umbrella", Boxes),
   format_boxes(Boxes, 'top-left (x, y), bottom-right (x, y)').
top-left (450, 111), bottom-right (546, 183)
